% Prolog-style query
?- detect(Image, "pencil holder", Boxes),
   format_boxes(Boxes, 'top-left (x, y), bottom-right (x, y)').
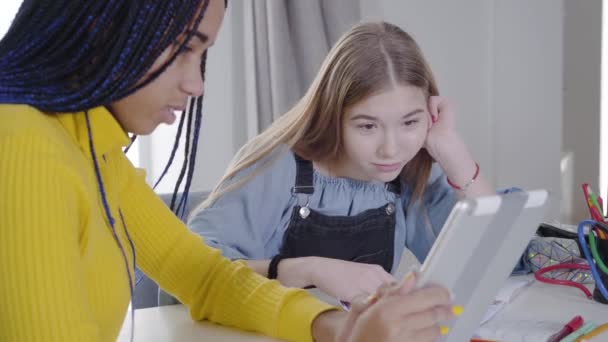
top-left (593, 238), bottom-right (608, 304)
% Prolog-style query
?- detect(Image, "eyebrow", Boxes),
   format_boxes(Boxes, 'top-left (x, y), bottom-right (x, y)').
top-left (350, 108), bottom-right (425, 121)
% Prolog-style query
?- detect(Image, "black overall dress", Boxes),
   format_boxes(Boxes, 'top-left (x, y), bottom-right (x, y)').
top-left (275, 154), bottom-right (401, 273)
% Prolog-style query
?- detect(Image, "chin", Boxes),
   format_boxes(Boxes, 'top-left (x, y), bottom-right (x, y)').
top-left (130, 122), bottom-right (159, 135)
top-left (374, 172), bottom-right (402, 183)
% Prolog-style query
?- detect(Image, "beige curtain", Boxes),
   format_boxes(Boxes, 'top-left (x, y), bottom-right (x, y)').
top-left (243, 0), bottom-right (362, 133)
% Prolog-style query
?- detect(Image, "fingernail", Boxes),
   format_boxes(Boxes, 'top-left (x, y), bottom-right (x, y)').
top-left (440, 326), bottom-right (450, 335)
top-left (387, 280), bottom-right (398, 287)
top-left (403, 271), bottom-right (414, 282)
top-left (452, 306), bottom-right (464, 317)
top-left (364, 293), bottom-right (378, 305)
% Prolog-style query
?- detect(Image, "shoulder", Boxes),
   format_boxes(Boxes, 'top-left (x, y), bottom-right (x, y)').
top-left (0, 104), bottom-right (76, 158)
top-left (400, 163), bottom-right (453, 206)
top-left (0, 104), bottom-right (74, 145)
top-left (232, 144), bottom-right (297, 185)
top-left (1, 104), bottom-right (58, 132)
top-left (400, 163), bottom-right (447, 191)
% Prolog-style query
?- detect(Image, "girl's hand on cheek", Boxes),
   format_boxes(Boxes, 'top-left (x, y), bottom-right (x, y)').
top-left (424, 96), bottom-right (460, 160)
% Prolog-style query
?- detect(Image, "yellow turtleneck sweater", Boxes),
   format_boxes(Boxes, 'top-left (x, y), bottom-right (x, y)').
top-left (0, 104), bottom-right (335, 342)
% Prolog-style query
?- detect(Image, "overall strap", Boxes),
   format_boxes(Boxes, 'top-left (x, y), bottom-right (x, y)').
top-left (386, 176), bottom-right (402, 195)
top-left (292, 154), bottom-right (314, 194)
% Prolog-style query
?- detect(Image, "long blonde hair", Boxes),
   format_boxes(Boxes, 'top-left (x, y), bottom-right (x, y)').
top-left (193, 21), bottom-right (439, 215)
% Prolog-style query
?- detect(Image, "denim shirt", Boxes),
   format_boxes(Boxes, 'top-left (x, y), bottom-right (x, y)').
top-left (189, 146), bottom-right (461, 273)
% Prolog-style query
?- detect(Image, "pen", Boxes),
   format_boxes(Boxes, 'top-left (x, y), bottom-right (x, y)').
top-left (589, 207), bottom-right (608, 239)
top-left (576, 322), bottom-right (608, 341)
top-left (586, 186), bottom-right (604, 216)
top-left (589, 206), bottom-right (604, 222)
top-left (583, 185), bottom-right (608, 239)
top-left (548, 315), bottom-right (584, 342)
top-left (583, 184), bottom-right (604, 219)
top-left (561, 321), bottom-right (598, 342)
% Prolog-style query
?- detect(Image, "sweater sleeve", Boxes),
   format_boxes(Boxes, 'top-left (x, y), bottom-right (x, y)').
top-left (116, 153), bottom-right (335, 342)
top-left (0, 132), bottom-right (102, 341)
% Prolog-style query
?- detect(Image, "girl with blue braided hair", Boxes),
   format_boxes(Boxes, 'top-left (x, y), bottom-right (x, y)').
top-left (0, 0), bottom-right (457, 342)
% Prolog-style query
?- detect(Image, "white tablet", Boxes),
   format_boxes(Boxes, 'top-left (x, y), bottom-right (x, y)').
top-left (417, 190), bottom-right (550, 342)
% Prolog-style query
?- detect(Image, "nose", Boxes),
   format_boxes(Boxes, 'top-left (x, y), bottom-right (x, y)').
top-left (180, 70), bottom-right (205, 97)
top-left (378, 131), bottom-right (398, 159)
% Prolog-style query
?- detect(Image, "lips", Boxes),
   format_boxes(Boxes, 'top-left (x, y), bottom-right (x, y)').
top-left (169, 105), bottom-right (186, 112)
top-left (373, 162), bottom-right (402, 173)
top-left (161, 107), bottom-right (177, 125)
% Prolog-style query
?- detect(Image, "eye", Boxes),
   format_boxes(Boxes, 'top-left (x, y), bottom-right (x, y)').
top-left (403, 119), bottom-right (419, 126)
top-left (357, 123), bottom-right (377, 130)
top-left (180, 45), bottom-right (195, 54)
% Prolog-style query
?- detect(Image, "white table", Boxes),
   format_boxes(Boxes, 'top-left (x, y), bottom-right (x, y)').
top-left (118, 276), bottom-right (608, 342)
top-left (117, 304), bottom-right (280, 342)
top-left (477, 276), bottom-right (608, 341)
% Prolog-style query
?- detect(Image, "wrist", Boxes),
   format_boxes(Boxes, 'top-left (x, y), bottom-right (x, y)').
top-left (428, 132), bottom-right (467, 165)
top-left (278, 257), bottom-right (317, 288)
top-left (447, 162), bottom-right (479, 191)
top-left (311, 309), bottom-right (345, 342)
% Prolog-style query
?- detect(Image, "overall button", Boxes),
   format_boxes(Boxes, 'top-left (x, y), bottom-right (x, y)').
top-left (385, 202), bottom-right (395, 215)
top-left (299, 206), bottom-right (311, 219)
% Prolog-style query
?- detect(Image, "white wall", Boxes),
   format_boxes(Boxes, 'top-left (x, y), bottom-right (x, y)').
top-left (563, 0), bottom-right (602, 223)
top-left (492, 1), bottom-right (563, 218)
top-left (0, 1), bottom-right (20, 38)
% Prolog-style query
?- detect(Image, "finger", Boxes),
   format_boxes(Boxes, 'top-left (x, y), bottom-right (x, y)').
top-left (369, 270), bottom-right (415, 303)
top-left (396, 271), bottom-right (418, 295)
top-left (367, 264), bottom-right (396, 287)
top-left (410, 325), bottom-right (442, 342)
top-left (377, 271), bottom-right (417, 299)
top-left (400, 286), bottom-right (451, 315)
top-left (402, 306), bottom-right (453, 331)
top-left (374, 279), bottom-right (399, 299)
top-left (349, 293), bottom-right (375, 314)
top-left (376, 267), bottom-right (397, 284)
top-left (427, 96), bottom-right (441, 123)
top-left (357, 267), bottom-right (395, 299)
top-left (381, 285), bottom-right (452, 318)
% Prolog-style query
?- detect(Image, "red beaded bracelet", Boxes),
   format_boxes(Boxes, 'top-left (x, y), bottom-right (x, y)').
top-left (447, 162), bottom-right (480, 191)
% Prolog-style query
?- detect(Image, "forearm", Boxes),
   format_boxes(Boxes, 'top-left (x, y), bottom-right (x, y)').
top-left (246, 257), bottom-right (315, 288)
top-left (245, 259), bottom-right (271, 276)
top-left (311, 309), bottom-right (345, 342)
top-left (432, 133), bottom-right (493, 199)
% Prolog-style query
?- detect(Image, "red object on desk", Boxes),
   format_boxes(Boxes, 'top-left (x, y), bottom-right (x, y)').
top-left (582, 184), bottom-right (607, 239)
top-left (547, 315), bottom-right (584, 342)
top-left (534, 264), bottom-right (593, 299)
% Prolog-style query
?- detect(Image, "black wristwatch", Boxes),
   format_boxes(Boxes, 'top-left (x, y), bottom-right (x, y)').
top-left (268, 254), bottom-right (286, 279)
